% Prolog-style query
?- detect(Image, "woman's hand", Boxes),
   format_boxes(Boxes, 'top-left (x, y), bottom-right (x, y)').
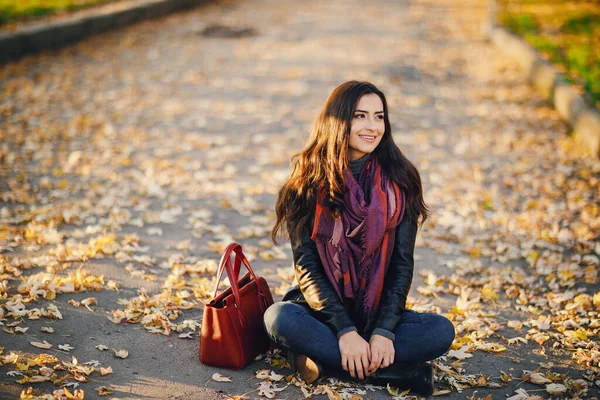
top-left (367, 334), bottom-right (395, 375)
top-left (338, 331), bottom-right (371, 380)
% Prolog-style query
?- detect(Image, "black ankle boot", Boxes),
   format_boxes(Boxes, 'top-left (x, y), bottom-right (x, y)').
top-left (370, 362), bottom-right (434, 397)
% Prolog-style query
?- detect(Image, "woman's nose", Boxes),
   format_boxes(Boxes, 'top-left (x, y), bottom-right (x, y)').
top-left (366, 117), bottom-right (377, 130)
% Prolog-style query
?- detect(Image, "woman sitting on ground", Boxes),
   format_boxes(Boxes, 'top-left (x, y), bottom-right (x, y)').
top-left (264, 80), bottom-right (455, 396)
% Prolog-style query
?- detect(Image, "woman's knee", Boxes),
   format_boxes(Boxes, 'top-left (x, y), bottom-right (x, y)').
top-left (431, 314), bottom-right (456, 354)
top-left (263, 301), bottom-right (302, 339)
top-left (415, 313), bottom-right (455, 356)
top-left (263, 302), bottom-right (284, 336)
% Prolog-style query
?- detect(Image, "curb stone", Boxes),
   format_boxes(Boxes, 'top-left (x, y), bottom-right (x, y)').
top-left (0, 0), bottom-right (210, 64)
top-left (483, 0), bottom-right (600, 157)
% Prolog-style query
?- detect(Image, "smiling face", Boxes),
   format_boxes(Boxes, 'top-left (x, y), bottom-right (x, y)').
top-left (348, 93), bottom-right (385, 161)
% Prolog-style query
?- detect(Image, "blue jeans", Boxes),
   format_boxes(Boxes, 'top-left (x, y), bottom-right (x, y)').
top-left (263, 301), bottom-right (455, 371)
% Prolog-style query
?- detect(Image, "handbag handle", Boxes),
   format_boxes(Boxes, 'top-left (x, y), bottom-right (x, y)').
top-left (212, 243), bottom-right (267, 327)
top-left (213, 242), bottom-right (260, 298)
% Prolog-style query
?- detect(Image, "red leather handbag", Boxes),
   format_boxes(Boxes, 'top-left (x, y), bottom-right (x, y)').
top-left (200, 242), bottom-right (274, 369)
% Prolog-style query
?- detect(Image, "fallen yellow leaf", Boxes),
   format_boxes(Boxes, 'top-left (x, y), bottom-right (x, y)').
top-left (212, 373), bottom-right (232, 382)
top-left (113, 349), bottom-right (128, 359)
top-left (100, 366), bottom-right (113, 376)
top-left (30, 340), bottom-right (52, 349)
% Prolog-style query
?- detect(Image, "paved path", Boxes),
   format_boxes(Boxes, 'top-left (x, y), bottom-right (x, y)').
top-left (1, 0), bottom-right (598, 399)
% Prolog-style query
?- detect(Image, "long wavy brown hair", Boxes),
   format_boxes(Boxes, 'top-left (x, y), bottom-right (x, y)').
top-left (272, 80), bottom-right (428, 244)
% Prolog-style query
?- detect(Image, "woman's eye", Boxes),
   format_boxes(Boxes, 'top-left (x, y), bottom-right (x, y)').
top-left (376, 115), bottom-right (384, 120)
top-left (354, 114), bottom-right (364, 119)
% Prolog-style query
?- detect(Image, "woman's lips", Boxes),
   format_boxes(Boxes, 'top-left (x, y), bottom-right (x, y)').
top-left (359, 135), bottom-right (377, 143)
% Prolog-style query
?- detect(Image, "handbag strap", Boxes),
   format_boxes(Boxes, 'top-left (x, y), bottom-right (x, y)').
top-left (212, 243), bottom-right (267, 327)
top-left (212, 242), bottom-right (261, 300)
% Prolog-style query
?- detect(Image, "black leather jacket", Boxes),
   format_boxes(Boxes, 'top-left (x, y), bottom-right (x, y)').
top-left (282, 215), bottom-right (417, 340)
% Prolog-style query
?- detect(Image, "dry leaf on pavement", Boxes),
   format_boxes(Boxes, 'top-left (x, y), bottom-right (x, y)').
top-left (212, 373), bottom-right (232, 382)
top-left (30, 341), bottom-right (52, 349)
top-left (113, 349), bottom-right (128, 359)
top-left (545, 383), bottom-right (566, 394)
top-left (96, 386), bottom-right (113, 396)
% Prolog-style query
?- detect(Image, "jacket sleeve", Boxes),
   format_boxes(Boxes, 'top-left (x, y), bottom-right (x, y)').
top-left (290, 226), bottom-right (357, 338)
top-left (373, 215), bottom-right (418, 338)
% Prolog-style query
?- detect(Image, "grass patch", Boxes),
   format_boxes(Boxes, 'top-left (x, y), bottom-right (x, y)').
top-left (0, 0), bottom-right (119, 26)
top-left (497, 0), bottom-right (600, 110)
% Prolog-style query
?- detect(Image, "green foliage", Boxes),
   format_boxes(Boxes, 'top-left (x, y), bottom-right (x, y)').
top-left (500, 13), bottom-right (540, 36)
top-left (0, 0), bottom-right (115, 25)
top-left (497, 1), bottom-right (600, 109)
top-left (560, 12), bottom-right (599, 35)
top-left (525, 35), bottom-right (560, 62)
